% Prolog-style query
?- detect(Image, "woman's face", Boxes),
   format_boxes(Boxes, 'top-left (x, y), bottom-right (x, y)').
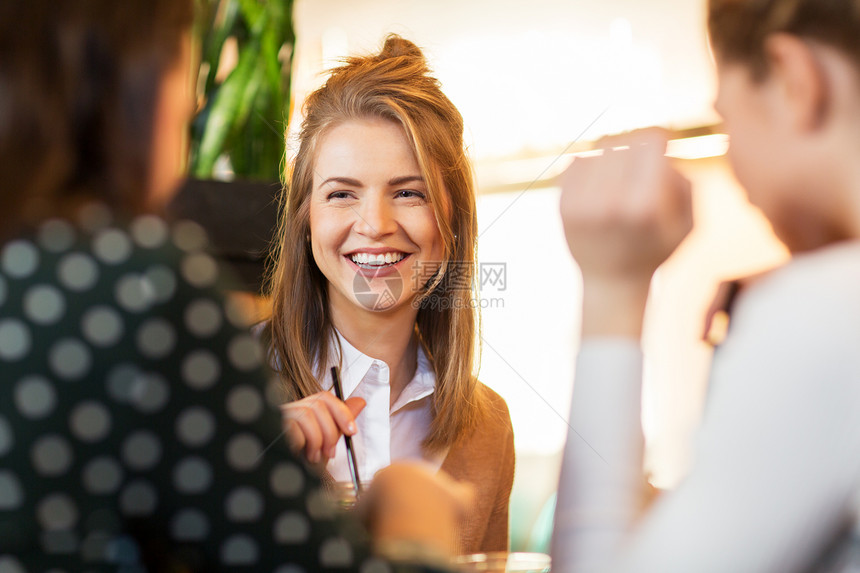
top-left (308, 117), bottom-right (444, 315)
top-left (714, 54), bottom-right (852, 251)
top-left (714, 60), bottom-right (788, 226)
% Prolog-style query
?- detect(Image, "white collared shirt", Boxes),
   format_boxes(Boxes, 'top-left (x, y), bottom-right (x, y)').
top-left (323, 330), bottom-right (446, 484)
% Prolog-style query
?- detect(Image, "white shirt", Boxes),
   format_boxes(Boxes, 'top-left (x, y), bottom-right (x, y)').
top-left (553, 241), bottom-right (860, 573)
top-left (322, 330), bottom-right (446, 484)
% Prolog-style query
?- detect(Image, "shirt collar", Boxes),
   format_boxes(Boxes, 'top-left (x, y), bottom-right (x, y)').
top-left (328, 329), bottom-right (380, 397)
top-left (329, 329), bottom-right (436, 412)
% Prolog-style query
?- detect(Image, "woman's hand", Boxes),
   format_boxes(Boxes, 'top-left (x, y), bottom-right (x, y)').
top-left (559, 128), bottom-right (693, 337)
top-left (363, 462), bottom-right (474, 561)
top-left (281, 392), bottom-right (366, 464)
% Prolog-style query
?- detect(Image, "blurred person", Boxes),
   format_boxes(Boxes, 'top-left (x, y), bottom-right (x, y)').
top-left (553, 0), bottom-right (860, 571)
top-left (0, 1), bottom-right (471, 570)
top-left (263, 35), bottom-right (514, 554)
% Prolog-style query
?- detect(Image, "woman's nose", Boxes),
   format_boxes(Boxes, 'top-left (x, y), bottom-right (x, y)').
top-left (354, 194), bottom-right (397, 238)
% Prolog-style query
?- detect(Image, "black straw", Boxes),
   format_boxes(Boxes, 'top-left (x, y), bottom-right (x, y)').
top-left (331, 366), bottom-right (362, 498)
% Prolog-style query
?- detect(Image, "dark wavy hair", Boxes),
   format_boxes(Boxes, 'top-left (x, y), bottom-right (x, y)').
top-left (0, 0), bottom-right (193, 237)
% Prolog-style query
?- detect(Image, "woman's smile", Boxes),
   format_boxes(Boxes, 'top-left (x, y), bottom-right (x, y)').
top-left (309, 117), bottom-right (444, 313)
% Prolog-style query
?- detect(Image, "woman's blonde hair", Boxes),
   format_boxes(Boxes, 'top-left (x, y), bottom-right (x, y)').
top-left (265, 35), bottom-right (484, 451)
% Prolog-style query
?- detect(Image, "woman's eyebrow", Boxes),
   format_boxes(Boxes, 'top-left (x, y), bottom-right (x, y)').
top-left (388, 175), bottom-right (424, 186)
top-left (318, 176), bottom-right (363, 189)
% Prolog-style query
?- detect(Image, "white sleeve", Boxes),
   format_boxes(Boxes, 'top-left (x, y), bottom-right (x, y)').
top-left (552, 339), bottom-right (646, 573)
top-left (553, 252), bottom-right (860, 573)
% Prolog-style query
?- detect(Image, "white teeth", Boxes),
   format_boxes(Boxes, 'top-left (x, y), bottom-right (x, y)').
top-left (350, 252), bottom-right (406, 267)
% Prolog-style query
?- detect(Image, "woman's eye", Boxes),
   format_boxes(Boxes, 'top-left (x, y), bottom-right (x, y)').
top-left (327, 191), bottom-right (352, 200)
top-left (395, 190), bottom-right (426, 200)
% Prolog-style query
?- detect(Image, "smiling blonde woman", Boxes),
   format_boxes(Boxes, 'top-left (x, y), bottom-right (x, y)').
top-left (263, 35), bottom-right (514, 554)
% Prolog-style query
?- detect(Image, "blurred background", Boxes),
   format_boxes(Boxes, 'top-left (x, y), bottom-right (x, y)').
top-left (184, 0), bottom-right (790, 552)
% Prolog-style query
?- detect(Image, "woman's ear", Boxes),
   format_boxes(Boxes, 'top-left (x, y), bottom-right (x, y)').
top-left (763, 33), bottom-right (829, 132)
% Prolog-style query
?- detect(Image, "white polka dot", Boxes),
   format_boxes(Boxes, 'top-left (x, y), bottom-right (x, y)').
top-left (181, 253), bottom-right (218, 288)
top-left (82, 457), bottom-right (124, 494)
top-left (2, 240), bottom-right (39, 278)
top-left (184, 298), bottom-right (222, 338)
top-left (128, 373), bottom-right (169, 413)
top-left (226, 434), bottom-right (263, 471)
top-left (0, 276), bottom-right (7, 307)
top-left (78, 203), bottom-right (112, 231)
top-left (0, 319), bottom-right (31, 361)
top-left (119, 480), bottom-right (158, 516)
top-left (79, 531), bottom-right (109, 560)
top-left (220, 535), bottom-right (259, 566)
top-left (106, 364), bottom-right (141, 403)
top-left (49, 338), bottom-right (91, 380)
top-left (173, 457), bottom-right (213, 494)
top-left (121, 431), bottom-right (162, 471)
top-left (81, 305), bottom-right (124, 347)
top-left (41, 530), bottom-right (78, 554)
top-left (69, 401), bottom-right (111, 442)
top-left (306, 487), bottom-right (336, 520)
top-left (175, 407), bottom-right (216, 447)
top-left (273, 512), bottom-right (310, 543)
top-left (171, 508), bottom-right (210, 541)
top-left (0, 471), bottom-right (24, 509)
top-left (93, 228), bottom-right (132, 264)
top-left (0, 557), bottom-right (28, 573)
top-left (360, 558), bottom-right (393, 573)
top-left (136, 318), bottom-right (175, 359)
top-left (226, 386), bottom-right (264, 424)
top-left (115, 273), bottom-right (155, 313)
top-left (144, 265), bottom-right (176, 303)
top-left (38, 219), bottom-right (76, 252)
top-left (57, 252), bottom-right (98, 291)
top-left (23, 284), bottom-right (66, 325)
top-left (227, 334), bottom-right (262, 371)
top-left (224, 297), bottom-right (254, 328)
top-left (37, 493), bottom-right (79, 530)
top-left (319, 537), bottom-right (353, 567)
top-left (0, 415), bottom-right (12, 456)
top-left (181, 351), bottom-right (221, 389)
top-left (131, 215), bottom-right (168, 249)
top-left (266, 377), bottom-right (287, 408)
top-left (32, 435), bottom-right (73, 476)
top-left (172, 220), bottom-right (208, 252)
top-left (271, 463), bottom-right (304, 498)
top-left (225, 487), bottom-right (264, 522)
top-left (15, 376), bottom-right (57, 419)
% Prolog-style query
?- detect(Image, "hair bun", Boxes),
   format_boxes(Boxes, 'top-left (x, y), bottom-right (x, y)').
top-left (378, 34), bottom-right (425, 62)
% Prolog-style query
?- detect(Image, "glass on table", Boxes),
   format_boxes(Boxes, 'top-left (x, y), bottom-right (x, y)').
top-left (330, 480), bottom-right (364, 510)
top-left (453, 552), bottom-right (551, 572)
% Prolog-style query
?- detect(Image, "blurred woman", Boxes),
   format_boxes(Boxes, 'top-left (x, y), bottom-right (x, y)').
top-left (554, 0), bottom-right (860, 571)
top-left (265, 35), bottom-right (514, 554)
top-left (0, 1), bottom-right (469, 570)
